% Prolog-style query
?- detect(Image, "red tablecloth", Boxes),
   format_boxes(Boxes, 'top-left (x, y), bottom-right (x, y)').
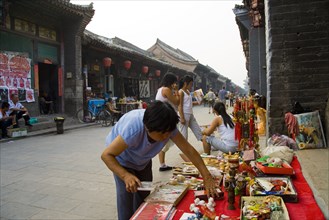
top-left (173, 156), bottom-right (325, 220)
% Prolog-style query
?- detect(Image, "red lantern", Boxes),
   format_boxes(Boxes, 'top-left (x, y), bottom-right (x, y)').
top-left (142, 66), bottom-right (149, 74)
top-left (103, 57), bottom-right (112, 67)
top-left (124, 60), bottom-right (131, 70)
top-left (155, 70), bottom-right (161, 77)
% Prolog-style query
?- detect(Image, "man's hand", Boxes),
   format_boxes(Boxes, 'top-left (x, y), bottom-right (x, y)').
top-left (123, 173), bottom-right (141, 193)
top-left (203, 176), bottom-right (219, 198)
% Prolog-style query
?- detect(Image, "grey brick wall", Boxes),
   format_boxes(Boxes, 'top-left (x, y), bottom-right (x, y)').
top-left (265, 0), bottom-right (329, 140)
top-left (62, 23), bottom-right (84, 116)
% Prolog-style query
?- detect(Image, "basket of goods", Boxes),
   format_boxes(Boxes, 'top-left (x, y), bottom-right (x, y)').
top-left (256, 157), bottom-right (294, 175)
top-left (241, 195), bottom-right (290, 220)
top-left (249, 177), bottom-right (298, 202)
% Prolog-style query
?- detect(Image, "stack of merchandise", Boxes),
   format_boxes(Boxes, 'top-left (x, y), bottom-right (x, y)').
top-left (130, 184), bottom-right (189, 220)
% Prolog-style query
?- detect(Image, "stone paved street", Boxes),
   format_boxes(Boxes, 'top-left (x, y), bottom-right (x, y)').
top-left (1, 105), bottom-right (328, 219)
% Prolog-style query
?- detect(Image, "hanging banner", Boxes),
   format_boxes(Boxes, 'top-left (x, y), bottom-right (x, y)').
top-left (139, 80), bottom-right (150, 98)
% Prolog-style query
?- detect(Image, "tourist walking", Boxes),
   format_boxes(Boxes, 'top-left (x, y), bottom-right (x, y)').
top-left (155, 72), bottom-right (180, 171)
top-left (178, 75), bottom-right (203, 161)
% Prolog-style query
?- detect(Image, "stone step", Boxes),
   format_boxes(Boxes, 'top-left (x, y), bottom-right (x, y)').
top-left (15, 114), bottom-right (78, 133)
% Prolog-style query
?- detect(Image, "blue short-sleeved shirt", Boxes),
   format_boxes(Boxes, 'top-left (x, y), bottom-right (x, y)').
top-left (105, 109), bottom-right (178, 171)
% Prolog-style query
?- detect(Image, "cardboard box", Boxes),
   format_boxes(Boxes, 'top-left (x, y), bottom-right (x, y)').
top-left (240, 196), bottom-right (290, 220)
top-left (7, 128), bottom-right (27, 138)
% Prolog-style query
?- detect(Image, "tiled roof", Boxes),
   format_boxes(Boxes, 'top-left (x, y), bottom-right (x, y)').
top-left (154, 39), bottom-right (199, 64)
top-left (112, 37), bottom-right (152, 57)
top-left (83, 30), bottom-right (175, 67)
top-left (49, 0), bottom-right (94, 15)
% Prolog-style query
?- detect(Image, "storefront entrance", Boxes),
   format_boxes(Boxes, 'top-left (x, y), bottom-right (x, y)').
top-left (38, 62), bottom-right (59, 113)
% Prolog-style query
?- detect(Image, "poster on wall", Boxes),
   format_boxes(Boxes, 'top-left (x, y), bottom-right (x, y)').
top-left (0, 86), bottom-right (9, 101)
top-left (0, 76), bottom-right (5, 86)
top-left (139, 80), bottom-right (150, 98)
top-left (0, 51), bottom-right (34, 102)
top-left (9, 88), bottom-right (18, 98)
top-left (5, 76), bottom-right (12, 87)
top-left (18, 88), bottom-right (26, 102)
top-left (26, 89), bottom-right (35, 102)
top-left (294, 110), bottom-right (327, 149)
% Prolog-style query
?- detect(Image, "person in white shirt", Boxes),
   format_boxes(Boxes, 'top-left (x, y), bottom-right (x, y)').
top-left (202, 101), bottom-right (238, 154)
top-left (155, 72), bottom-right (180, 171)
top-left (0, 102), bottom-right (15, 138)
top-left (8, 94), bottom-right (32, 127)
top-left (178, 75), bottom-right (203, 162)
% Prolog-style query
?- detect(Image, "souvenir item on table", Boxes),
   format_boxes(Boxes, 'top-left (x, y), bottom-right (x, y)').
top-left (240, 196), bottom-right (290, 220)
top-left (267, 134), bottom-right (298, 150)
top-left (261, 145), bottom-right (294, 164)
top-left (168, 175), bottom-right (203, 189)
top-left (234, 171), bottom-right (248, 197)
top-left (173, 166), bottom-right (199, 177)
top-left (137, 181), bottom-right (162, 191)
top-left (256, 157), bottom-right (294, 175)
top-left (206, 166), bottom-right (223, 181)
top-left (218, 160), bottom-right (229, 173)
top-left (233, 97), bottom-right (260, 151)
top-left (194, 188), bottom-right (224, 201)
top-left (227, 169), bottom-right (236, 210)
top-left (294, 110), bottom-right (327, 149)
top-left (242, 149), bottom-right (257, 162)
top-left (249, 177), bottom-right (298, 202)
top-left (189, 197), bottom-right (217, 219)
top-left (145, 184), bottom-right (189, 206)
top-left (130, 202), bottom-right (175, 220)
top-left (202, 156), bottom-right (220, 167)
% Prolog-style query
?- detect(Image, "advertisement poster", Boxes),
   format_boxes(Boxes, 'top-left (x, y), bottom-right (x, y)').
top-left (0, 51), bottom-right (34, 102)
top-left (295, 111), bottom-right (327, 149)
top-left (0, 86), bottom-right (9, 101)
top-left (26, 89), bottom-right (35, 102)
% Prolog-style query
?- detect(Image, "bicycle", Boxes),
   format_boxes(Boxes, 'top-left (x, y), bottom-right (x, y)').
top-left (75, 100), bottom-right (113, 127)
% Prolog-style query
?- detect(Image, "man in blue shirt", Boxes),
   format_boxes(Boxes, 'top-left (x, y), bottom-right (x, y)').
top-left (219, 86), bottom-right (227, 103)
top-left (102, 101), bottom-right (218, 220)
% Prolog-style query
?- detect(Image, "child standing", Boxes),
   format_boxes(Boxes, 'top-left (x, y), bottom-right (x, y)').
top-left (178, 75), bottom-right (203, 161)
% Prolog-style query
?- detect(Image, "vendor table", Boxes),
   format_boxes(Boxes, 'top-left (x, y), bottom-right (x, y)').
top-left (171, 156), bottom-right (325, 220)
top-left (117, 102), bottom-right (139, 114)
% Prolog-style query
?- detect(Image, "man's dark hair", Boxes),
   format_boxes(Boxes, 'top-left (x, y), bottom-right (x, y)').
top-left (143, 101), bottom-right (179, 133)
top-left (160, 72), bottom-right (177, 88)
top-left (1, 101), bottom-right (9, 109)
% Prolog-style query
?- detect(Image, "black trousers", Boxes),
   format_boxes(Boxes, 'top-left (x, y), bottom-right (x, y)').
top-left (0, 119), bottom-right (13, 137)
top-left (10, 110), bottom-right (30, 125)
